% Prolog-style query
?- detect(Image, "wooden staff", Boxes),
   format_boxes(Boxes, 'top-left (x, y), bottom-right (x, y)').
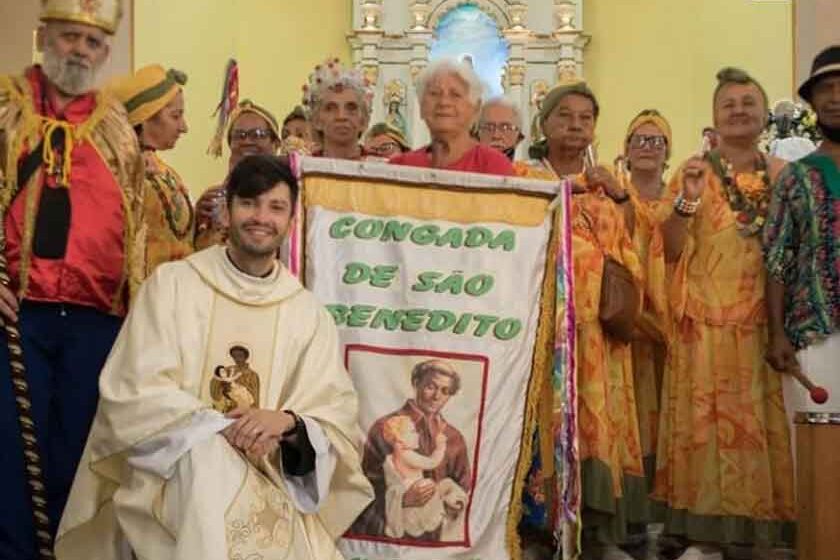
top-left (0, 230), bottom-right (54, 559)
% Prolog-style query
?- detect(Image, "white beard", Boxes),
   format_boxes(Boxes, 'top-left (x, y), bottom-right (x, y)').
top-left (42, 45), bottom-right (98, 96)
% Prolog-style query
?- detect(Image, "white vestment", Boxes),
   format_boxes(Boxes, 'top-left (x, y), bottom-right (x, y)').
top-left (55, 246), bottom-right (373, 560)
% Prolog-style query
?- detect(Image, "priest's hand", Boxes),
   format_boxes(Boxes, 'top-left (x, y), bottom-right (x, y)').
top-left (245, 438), bottom-right (280, 462)
top-left (223, 407), bottom-right (296, 452)
top-left (0, 284), bottom-right (19, 322)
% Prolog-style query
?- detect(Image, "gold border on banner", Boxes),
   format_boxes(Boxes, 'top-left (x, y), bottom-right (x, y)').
top-left (302, 174), bottom-right (551, 227)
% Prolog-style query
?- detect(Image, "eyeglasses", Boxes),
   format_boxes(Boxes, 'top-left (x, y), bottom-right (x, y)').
top-left (478, 123), bottom-right (519, 134)
top-left (230, 128), bottom-right (274, 142)
top-left (628, 134), bottom-right (667, 149)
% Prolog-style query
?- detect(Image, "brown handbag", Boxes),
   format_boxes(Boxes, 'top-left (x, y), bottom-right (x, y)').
top-left (579, 209), bottom-right (640, 343)
top-left (598, 257), bottom-right (641, 343)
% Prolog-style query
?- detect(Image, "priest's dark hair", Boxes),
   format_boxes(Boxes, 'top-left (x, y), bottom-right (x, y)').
top-left (225, 154), bottom-right (299, 212)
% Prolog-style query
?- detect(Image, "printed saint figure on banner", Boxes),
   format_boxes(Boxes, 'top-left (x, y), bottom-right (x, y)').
top-left (348, 353), bottom-right (485, 547)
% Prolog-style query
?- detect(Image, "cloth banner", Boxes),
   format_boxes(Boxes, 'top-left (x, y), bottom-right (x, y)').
top-left (293, 158), bottom-right (577, 560)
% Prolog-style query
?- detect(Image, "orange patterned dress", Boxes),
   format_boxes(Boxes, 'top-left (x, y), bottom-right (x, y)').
top-left (627, 181), bottom-right (671, 485)
top-left (652, 159), bottom-right (795, 545)
top-left (517, 161), bottom-right (646, 543)
top-left (143, 152), bottom-right (194, 275)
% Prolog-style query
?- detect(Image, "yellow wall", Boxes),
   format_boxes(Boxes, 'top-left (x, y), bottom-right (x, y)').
top-left (134, 0), bottom-right (351, 196)
top-left (583, 0), bottom-right (793, 167)
top-left (134, 0), bottom-right (792, 192)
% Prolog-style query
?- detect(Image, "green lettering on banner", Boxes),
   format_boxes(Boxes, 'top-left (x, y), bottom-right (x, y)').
top-left (489, 229), bottom-right (516, 251)
top-left (381, 220), bottom-right (413, 242)
top-left (463, 274), bottom-right (494, 296)
top-left (342, 262), bottom-right (370, 284)
top-left (434, 272), bottom-right (464, 295)
top-left (410, 224), bottom-right (440, 245)
top-left (370, 265), bottom-right (398, 288)
top-left (370, 308), bottom-right (404, 330)
top-left (494, 318), bottom-right (522, 340)
top-left (347, 305), bottom-right (376, 327)
top-left (329, 216), bottom-right (355, 238)
top-left (436, 227), bottom-right (464, 248)
top-left (354, 219), bottom-right (384, 239)
top-left (326, 304), bottom-right (349, 325)
top-left (411, 271), bottom-right (441, 292)
top-left (472, 314), bottom-right (499, 337)
top-left (426, 310), bottom-right (457, 332)
top-left (329, 216), bottom-right (517, 252)
top-left (401, 308), bottom-right (428, 331)
top-left (453, 312), bottom-right (473, 334)
top-left (327, 304), bottom-right (522, 341)
top-left (464, 226), bottom-right (492, 248)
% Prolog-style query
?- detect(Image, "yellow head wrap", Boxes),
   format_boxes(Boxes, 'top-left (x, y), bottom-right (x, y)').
top-left (109, 65), bottom-right (187, 126)
top-left (624, 109), bottom-right (672, 157)
top-left (226, 100), bottom-right (279, 144)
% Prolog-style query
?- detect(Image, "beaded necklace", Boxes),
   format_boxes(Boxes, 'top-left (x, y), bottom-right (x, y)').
top-left (708, 151), bottom-right (770, 237)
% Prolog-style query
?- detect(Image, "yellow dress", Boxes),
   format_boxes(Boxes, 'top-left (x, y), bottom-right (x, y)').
top-left (143, 152), bottom-right (194, 275)
top-left (652, 161), bottom-right (795, 545)
top-left (626, 181), bottom-right (671, 486)
top-left (516, 161), bottom-right (646, 543)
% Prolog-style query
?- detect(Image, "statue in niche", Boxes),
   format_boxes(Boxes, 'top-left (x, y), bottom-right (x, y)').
top-left (529, 80), bottom-right (550, 145)
top-left (383, 79), bottom-right (408, 138)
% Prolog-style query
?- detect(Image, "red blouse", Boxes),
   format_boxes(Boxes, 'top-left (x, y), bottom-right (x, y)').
top-left (389, 144), bottom-right (514, 176)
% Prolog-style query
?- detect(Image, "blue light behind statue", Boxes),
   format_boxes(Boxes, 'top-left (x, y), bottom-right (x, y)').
top-left (430, 4), bottom-right (509, 98)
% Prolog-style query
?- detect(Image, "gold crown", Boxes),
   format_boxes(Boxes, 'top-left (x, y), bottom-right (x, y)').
top-left (40, 0), bottom-right (123, 35)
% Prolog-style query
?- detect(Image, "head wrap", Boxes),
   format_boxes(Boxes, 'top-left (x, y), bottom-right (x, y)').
top-left (529, 80), bottom-right (599, 160)
top-left (624, 109), bottom-right (672, 157)
top-left (226, 99), bottom-right (279, 141)
top-left (109, 65), bottom-right (187, 126)
top-left (282, 105), bottom-right (308, 128)
top-left (40, 0), bottom-right (123, 34)
top-left (364, 122), bottom-right (410, 151)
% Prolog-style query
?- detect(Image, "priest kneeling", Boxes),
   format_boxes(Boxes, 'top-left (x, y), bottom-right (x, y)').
top-left (55, 155), bottom-right (373, 560)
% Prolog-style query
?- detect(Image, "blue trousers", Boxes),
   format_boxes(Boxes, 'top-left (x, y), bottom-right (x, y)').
top-left (0, 302), bottom-right (121, 560)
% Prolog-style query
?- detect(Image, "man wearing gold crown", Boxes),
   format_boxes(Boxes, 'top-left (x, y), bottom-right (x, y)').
top-left (0, 1), bottom-right (143, 558)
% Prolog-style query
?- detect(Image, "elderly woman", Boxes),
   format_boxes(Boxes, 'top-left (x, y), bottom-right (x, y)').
top-left (652, 68), bottom-right (795, 560)
top-left (390, 59), bottom-right (513, 175)
top-left (364, 122), bottom-right (410, 159)
top-left (110, 64), bottom-right (191, 276)
top-left (303, 58), bottom-right (372, 160)
top-left (517, 82), bottom-right (644, 560)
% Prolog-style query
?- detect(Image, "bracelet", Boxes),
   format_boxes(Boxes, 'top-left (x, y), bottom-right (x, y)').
top-left (674, 193), bottom-right (700, 217)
